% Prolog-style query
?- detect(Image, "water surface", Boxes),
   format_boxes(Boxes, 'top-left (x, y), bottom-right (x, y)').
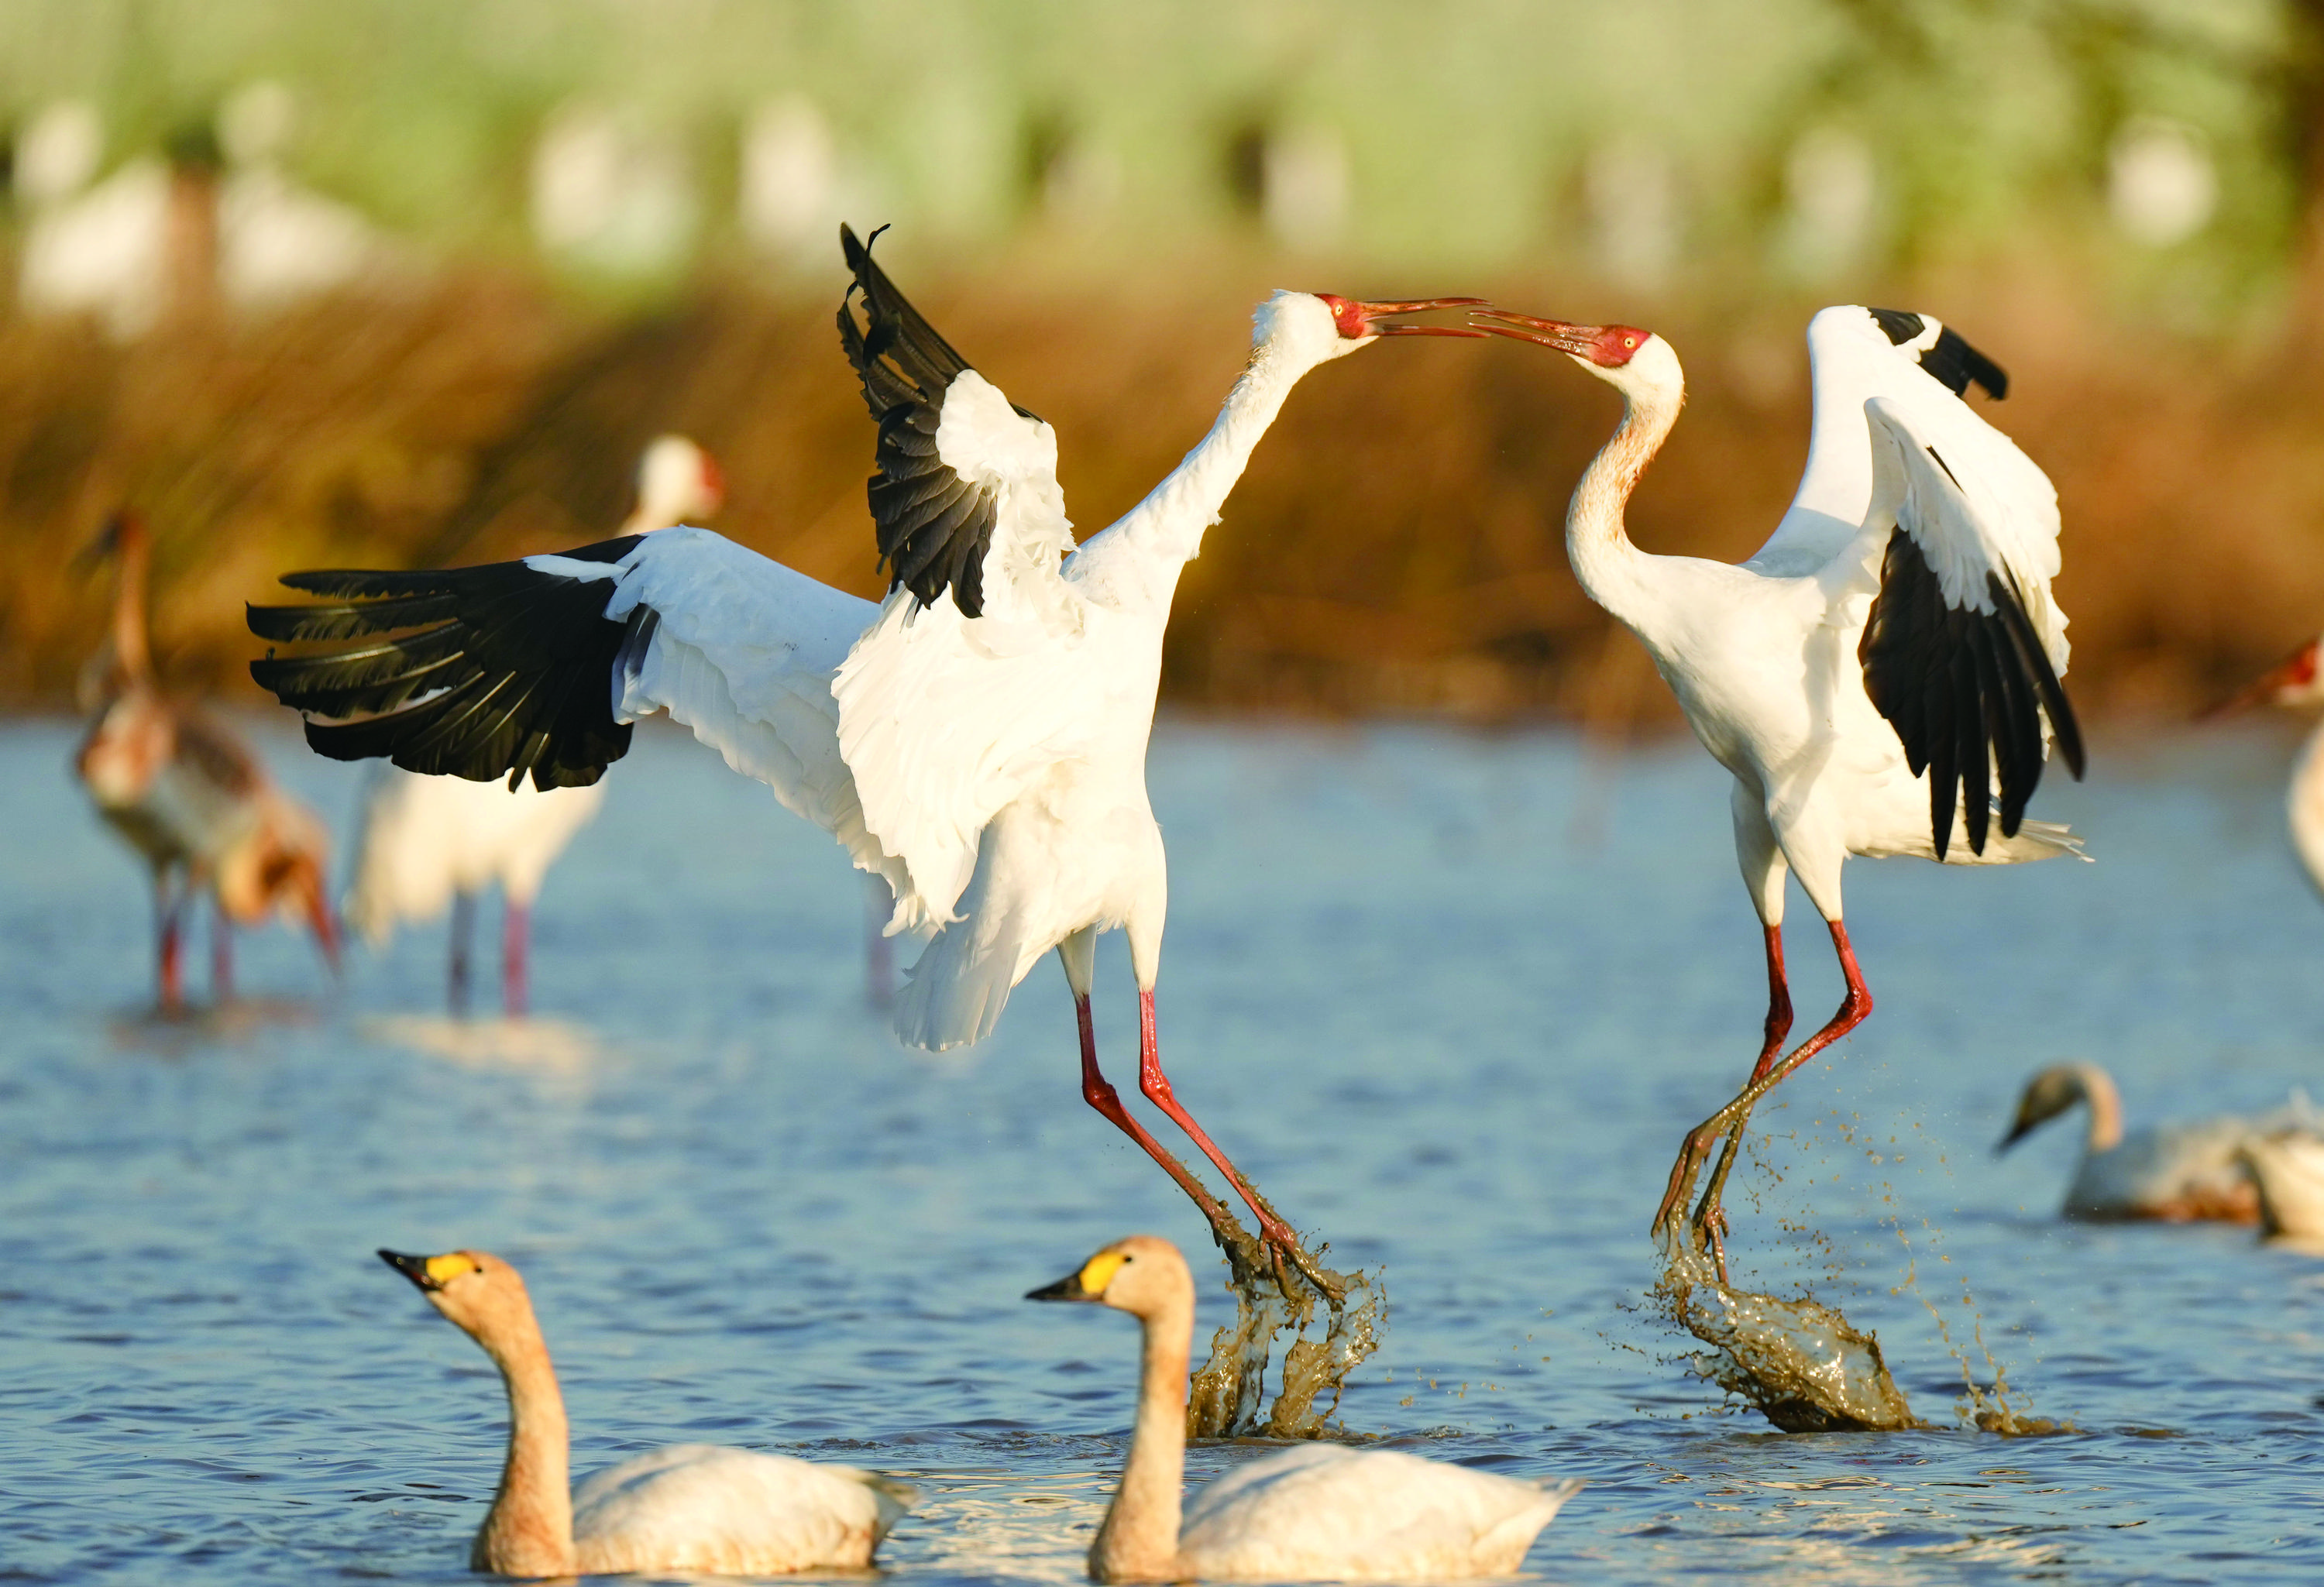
top-left (4, 715), bottom-right (2322, 1582)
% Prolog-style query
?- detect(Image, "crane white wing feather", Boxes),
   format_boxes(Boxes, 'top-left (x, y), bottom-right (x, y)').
top-left (833, 565), bottom-right (1102, 933)
top-left (583, 527), bottom-right (912, 903)
top-left (1753, 304), bottom-right (2014, 579)
top-left (1854, 393), bottom-right (2065, 665)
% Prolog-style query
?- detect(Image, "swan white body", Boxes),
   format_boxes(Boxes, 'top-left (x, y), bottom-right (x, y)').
top-left (1029, 1237), bottom-right (1580, 1582)
top-left (2240, 1132), bottom-right (2324, 1241)
top-left (569, 1443), bottom-right (910, 1575)
top-left (1179, 1442), bottom-right (1581, 1582)
top-left (1477, 304), bottom-right (2085, 1250)
top-left (377, 1248), bottom-right (911, 1576)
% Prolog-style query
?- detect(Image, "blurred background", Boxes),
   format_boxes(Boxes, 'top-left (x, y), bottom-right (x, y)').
top-left (0, 0), bottom-right (2317, 726)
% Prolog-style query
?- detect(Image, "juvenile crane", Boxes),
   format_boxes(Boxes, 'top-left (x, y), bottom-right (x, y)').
top-left (78, 511), bottom-right (339, 1011)
top-left (1473, 304), bottom-right (2085, 1268)
top-left (249, 227), bottom-right (1482, 1286)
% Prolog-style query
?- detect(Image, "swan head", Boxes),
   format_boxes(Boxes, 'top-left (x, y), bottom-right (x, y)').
top-left (1025, 1235), bottom-right (1191, 1317)
top-left (1998, 1063), bottom-right (2102, 1151)
top-left (379, 1248), bottom-right (533, 1341)
top-left (1253, 291), bottom-right (1487, 367)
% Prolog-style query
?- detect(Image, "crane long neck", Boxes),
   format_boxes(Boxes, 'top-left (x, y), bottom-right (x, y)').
top-left (1090, 1290), bottom-right (1192, 1582)
top-left (112, 531), bottom-right (153, 685)
top-left (1076, 333), bottom-right (1325, 610)
top-left (1566, 380), bottom-right (1683, 634)
top-left (472, 1304), bottom-right (578, 1577)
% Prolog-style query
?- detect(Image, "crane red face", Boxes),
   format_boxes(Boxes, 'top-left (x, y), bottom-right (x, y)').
top-left (2209, 636), bottom-right (2324, 716)
top-left (697, 449), bottom-right (727, 514)
top-left (1468, 310), bottom-right (1652, 367)
top-left (1313, 294), bottom-right (1489, 340)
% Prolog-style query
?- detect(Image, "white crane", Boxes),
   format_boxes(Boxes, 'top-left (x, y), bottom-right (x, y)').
top-left (1472, 304), bottom-right (2086, 1269)
top-left (249, 226), bottom-right (1481, 1284)
top-left (2215, 634), bottom-right (2324, 900)
top-left (343, 435), bottom-right (725, 1015)
top-left (77, 512), bottom-right (339, 1012)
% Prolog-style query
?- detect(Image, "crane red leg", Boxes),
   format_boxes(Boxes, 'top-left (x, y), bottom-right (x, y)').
top-left (1654, 919), bottom-right (1872, 1251)
top-left (449, 892), bottom-right (474, 1013)
top-left (1689, 924), bottom-right (1793, 1274)
top-left (1133, 989), bottom-right (1339, 1295)
top-left (210, 905), bottom-right (234, 1002)
top-left (155, 878), bottom-right (184, 1015)
top-left (502, 899), bottom-right (529, 1017)
top-left (1075, 994), bottom-right (1237, 1233)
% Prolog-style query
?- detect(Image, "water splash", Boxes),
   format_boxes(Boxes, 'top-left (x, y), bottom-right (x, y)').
top-left (1184, 1215), bottom-right (1382, 1439)
top-left (1654, 1233), bottom-right (1923, 1431)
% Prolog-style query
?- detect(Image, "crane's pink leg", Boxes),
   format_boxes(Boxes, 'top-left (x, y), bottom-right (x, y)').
top-left (449, 892), bottom-right (474, 1014)
top-left (1133, 990), bottom-right (1339, 1296)
top-left (1075, 994), bottom-right (1239, 1234)
top-left (210, 905), bottom-right (234, 1003)
top-left (1655, 919), bottom-right (1872, 1252)
top-left (155, 878), bottom-right (184, 1015)
top-left (501, 900), bottom-right (528, 1018)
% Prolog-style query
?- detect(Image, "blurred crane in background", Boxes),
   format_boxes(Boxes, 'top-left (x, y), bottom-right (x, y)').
top-left (76, 513), bottom-right (339, 1012)
top-left (342, 435), bottom-right (724, 1015)
top-left (2212, 632), bottom-right (2324, 903)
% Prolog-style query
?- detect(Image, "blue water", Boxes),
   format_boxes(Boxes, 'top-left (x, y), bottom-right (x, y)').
top-left (3, 713), bottom-right (2322, 1582)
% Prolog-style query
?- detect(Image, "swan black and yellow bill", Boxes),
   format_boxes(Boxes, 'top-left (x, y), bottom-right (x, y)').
top-left (378, 1248), bottom-right (474, 1291)
top-left (1025, 1249), bottom-right (1129, 1303)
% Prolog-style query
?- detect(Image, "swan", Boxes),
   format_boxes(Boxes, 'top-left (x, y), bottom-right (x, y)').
top-left (2238, 1133), bottom-right (2324, 1241)
top-left (1998, 1062), bottom-right (2316, 1221)
top-left (1027, 1236), bottom-right (1582, 1582)
top-left (376, 1248), bottom-right (913, 1576)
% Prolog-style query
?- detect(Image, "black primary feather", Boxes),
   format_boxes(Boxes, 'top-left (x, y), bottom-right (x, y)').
top-left (1858, 529), bottom-right (2083, 860)
top-left (245, 534), bottom-right (646, 790)
top-left (837, 223), bottom-right (1015, 618)
top-left (1865, 307), bottom-right (2008, 400)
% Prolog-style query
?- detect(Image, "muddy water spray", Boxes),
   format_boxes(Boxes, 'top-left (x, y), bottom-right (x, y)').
top-left (1182, 1215), bottom-right (1381, 1438)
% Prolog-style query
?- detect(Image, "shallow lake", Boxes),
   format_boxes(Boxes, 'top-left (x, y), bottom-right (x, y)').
top-left (3, 712), bottom-right (2321, 1583)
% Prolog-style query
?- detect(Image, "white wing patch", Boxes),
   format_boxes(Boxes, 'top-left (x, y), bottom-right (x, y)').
top-left (588, 527), bottom-right (912, 905)
top-left (833, 577), bottom-right (1101, 933)
top-left (1862, 393), bottom-right (2067, 668)
top-left (837, 369), bottom-right (1096, 936)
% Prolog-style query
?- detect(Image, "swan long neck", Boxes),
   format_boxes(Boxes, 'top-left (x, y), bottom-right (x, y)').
top-left (1565, 374), bottom-right (1683, 634)
top-left (1090, 1289), bottom-right (1193, 1582)
top-left (2071, 1063), bottom-right (2124, 1154)
top-left (1081, 331), bottom-right (1325, 610)
top-left (473, 1306), bottom-right (578, 1577)
top-left (111, 529), bottom-right (153, 685)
